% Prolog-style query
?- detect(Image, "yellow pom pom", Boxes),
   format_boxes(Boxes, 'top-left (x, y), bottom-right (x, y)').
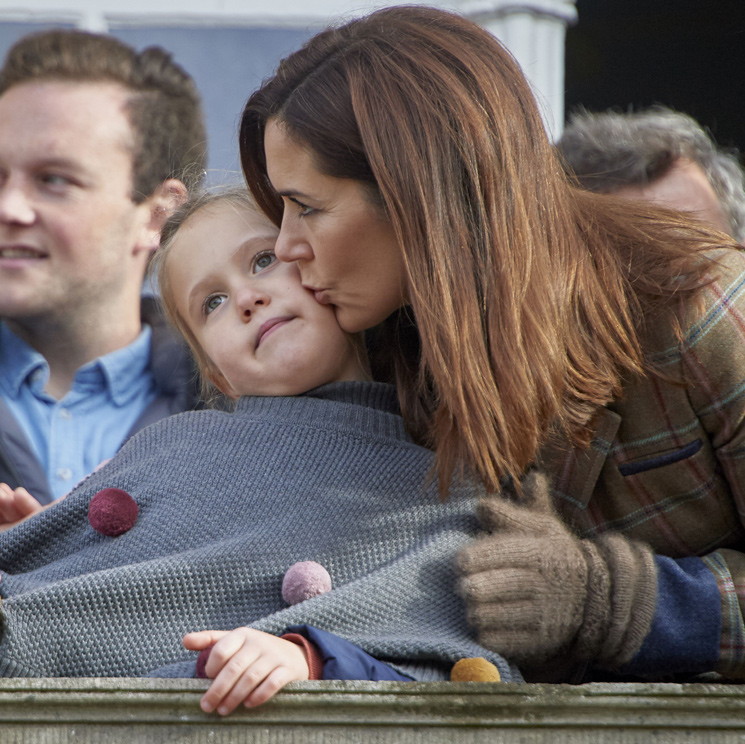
top-left (450, 657), bottom-right (501, 682)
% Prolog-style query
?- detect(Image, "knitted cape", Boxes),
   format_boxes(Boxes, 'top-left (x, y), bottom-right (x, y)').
top-left (0, 382), bottom-right (520, 681)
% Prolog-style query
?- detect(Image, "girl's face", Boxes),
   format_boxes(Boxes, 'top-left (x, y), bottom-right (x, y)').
top-left (168, 200), bottom-right (367, 397)
top-left (264, 119), bottom-right (408, 334)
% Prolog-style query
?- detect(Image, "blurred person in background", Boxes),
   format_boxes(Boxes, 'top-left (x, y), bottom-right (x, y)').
top-left (557, 106), bottom-right (745, 243)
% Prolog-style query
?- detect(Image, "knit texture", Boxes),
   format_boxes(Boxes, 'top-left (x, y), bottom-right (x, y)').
top-left (0, 381), bottom-right (520, 681)
top-left (458, 470), bottom-right (657, 673)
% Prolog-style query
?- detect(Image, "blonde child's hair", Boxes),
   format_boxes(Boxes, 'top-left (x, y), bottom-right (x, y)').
top-left (152, 187), bottom-right (269, 399)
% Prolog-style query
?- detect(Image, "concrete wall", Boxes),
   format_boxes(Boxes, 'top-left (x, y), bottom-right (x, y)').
top-left (2, 678), bottom-right (745, 742)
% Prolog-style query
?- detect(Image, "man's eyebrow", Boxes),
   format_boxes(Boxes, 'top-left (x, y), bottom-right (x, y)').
top-left (31, 156), bottom-right (89, 174)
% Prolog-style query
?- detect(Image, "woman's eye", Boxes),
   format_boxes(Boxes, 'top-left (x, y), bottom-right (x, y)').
top-left (203, 294), bottom-right (226, 315)
top-left (252, 251), bottom-right (277, 273)
top-left (288, 197), bottom-right (315, 217)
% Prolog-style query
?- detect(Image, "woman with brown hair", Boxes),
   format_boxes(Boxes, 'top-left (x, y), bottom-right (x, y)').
top-left (240, 5), bottom-right (745, 682)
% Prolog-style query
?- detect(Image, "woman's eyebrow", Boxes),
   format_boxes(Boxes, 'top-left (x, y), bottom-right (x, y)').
top-left (275, 189), bottom-right (312, 200)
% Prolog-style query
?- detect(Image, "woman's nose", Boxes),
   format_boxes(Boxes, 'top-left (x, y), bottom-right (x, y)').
top-left (274, 217), bottom-right (314, 263)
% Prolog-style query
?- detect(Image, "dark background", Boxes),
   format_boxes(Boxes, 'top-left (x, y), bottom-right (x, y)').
top-left (565, 0), bottom-right (745, 153)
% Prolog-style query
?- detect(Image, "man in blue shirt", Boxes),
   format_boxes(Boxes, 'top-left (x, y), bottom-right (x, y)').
top-left (0, 30), bottom-right (207, 523)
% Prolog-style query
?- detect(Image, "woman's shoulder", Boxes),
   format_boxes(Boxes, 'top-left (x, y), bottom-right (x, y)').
top-left (645, 246), bottom-right (745, 370)
top-left (685, 247), bottom-right (745, 330)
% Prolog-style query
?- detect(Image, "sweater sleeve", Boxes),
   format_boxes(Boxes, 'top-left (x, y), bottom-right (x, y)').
top-left (618, 555), bottom-right (720, 676)
top-left (679, 251), bottom-right (745, 678)
top-left (700, 549), bottom-right (745, 678)
top-left (285, 625), bottom-right (414, 682)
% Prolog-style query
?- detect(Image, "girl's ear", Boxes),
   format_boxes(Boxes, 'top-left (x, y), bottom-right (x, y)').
top-left (136, 179), bottom-right (189, 255)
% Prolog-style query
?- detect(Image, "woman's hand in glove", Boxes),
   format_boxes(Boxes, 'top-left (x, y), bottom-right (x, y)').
top-left (457, 470), bottom-right (657, 670)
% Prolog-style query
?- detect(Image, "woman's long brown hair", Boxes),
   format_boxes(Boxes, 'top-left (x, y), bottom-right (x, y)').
top-left (240, 5), bottom-right (734, 497)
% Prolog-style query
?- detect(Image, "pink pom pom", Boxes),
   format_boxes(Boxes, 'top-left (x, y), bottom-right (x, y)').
top-left (88, 488), bottom-right (138, 537)
top-left (282, 561), bottom-right (332, 605)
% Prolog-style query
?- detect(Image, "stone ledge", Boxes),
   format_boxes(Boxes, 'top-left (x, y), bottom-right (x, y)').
top-left (1, 679), bottom-right (745, 742)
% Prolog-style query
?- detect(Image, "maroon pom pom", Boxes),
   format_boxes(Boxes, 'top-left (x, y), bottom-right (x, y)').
top-left (88, 488), bottom-right (138, 537)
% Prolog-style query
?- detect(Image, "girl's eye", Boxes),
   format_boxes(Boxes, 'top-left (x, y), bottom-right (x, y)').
top-left (252, 251), bottom-right (277, 273)
top-left (203, 294), bottom-right (226, 315)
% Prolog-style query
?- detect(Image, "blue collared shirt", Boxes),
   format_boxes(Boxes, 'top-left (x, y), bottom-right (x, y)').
top-left (0, 322), bottom-right (157, 501)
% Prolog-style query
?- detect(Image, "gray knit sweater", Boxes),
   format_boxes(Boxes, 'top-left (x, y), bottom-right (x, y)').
top-left (0, 382), bottom-right (520, 681)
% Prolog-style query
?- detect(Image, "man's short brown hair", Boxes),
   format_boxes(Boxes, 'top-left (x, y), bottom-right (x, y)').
top-left (0, 29), bottom-right (207, 201)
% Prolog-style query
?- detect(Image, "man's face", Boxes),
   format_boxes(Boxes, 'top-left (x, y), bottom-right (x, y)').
top-left (614, 158), bottom-right (731, 237)
top-left (0, 81), bottom-right (155, 329)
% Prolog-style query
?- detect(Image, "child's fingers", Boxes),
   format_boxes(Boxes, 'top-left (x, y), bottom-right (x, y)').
top-left (13, 488), bottom-right (42, 519)
top-left (210, 656), bottom-right (272, 715)
top-left (192, 629), bottom-right (310, 714)
top-left (201, 643), bottom-right (262, 714)
top-left (0, 484), bottom-right (24, 524)
top-left (244, 665), bottom-right (301, 709)
top-left (183, 630), bottom-right (230, 651)
top-left (0, 485), bottom-right (42, 525)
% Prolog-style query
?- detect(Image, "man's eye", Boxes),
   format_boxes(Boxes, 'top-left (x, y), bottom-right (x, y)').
top-left (40, 174), bottom-right (73, 188)
top-left (203, 294), bottom-right (226, 315)
top-left (252, 251), bottom-right (277, 273)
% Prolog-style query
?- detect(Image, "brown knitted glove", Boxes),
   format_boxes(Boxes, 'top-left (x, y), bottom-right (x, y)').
top-left (457, 470), bottom-right (658, 671)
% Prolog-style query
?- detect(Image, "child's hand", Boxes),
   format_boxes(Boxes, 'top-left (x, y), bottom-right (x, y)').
top-left (0, 483), bottom-right (43, 531)
top-left (183, 627), bottom-right (310, 714)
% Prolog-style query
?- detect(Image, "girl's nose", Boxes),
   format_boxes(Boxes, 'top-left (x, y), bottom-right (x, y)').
top-left (235, 283), bottom-right (271, 319)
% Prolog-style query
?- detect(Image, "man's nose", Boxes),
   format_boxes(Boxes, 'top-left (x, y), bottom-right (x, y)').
top-left (0, 179), bottom-right (35, 226)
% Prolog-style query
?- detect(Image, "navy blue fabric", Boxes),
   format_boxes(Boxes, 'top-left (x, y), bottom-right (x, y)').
top-left (618, 439), bottom-right (703, 476)
top-left (286, 625), bottom-right (414, 682)
top-left (620, 556), bottom-right (720, 676)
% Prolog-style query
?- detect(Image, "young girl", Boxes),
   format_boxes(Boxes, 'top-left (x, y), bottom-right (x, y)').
top-left (0, 188), bottom-right (519, 714)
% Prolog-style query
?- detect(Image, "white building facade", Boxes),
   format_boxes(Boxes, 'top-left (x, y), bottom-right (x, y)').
top-left (0, 0), bottom-right (576, 178)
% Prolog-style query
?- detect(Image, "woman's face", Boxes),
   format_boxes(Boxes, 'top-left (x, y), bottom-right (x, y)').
top-left (264, 119), bottom-right (408, 333)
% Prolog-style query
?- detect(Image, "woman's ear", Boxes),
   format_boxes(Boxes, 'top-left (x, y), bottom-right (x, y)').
top-left (136, 179), bottom-right (189, 255)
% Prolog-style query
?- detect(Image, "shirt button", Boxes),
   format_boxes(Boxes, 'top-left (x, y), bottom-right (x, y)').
top-left (59, 408), bottom-right (72, 420)
top-left (56, 467), bottom-right (73, 481)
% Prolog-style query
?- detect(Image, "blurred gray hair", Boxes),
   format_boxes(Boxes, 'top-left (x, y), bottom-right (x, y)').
top-left (557, 106), bottom-right (745, 242)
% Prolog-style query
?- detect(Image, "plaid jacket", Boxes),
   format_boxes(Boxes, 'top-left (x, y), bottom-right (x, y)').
top-left (542, 248), bottom-right (745, 677)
